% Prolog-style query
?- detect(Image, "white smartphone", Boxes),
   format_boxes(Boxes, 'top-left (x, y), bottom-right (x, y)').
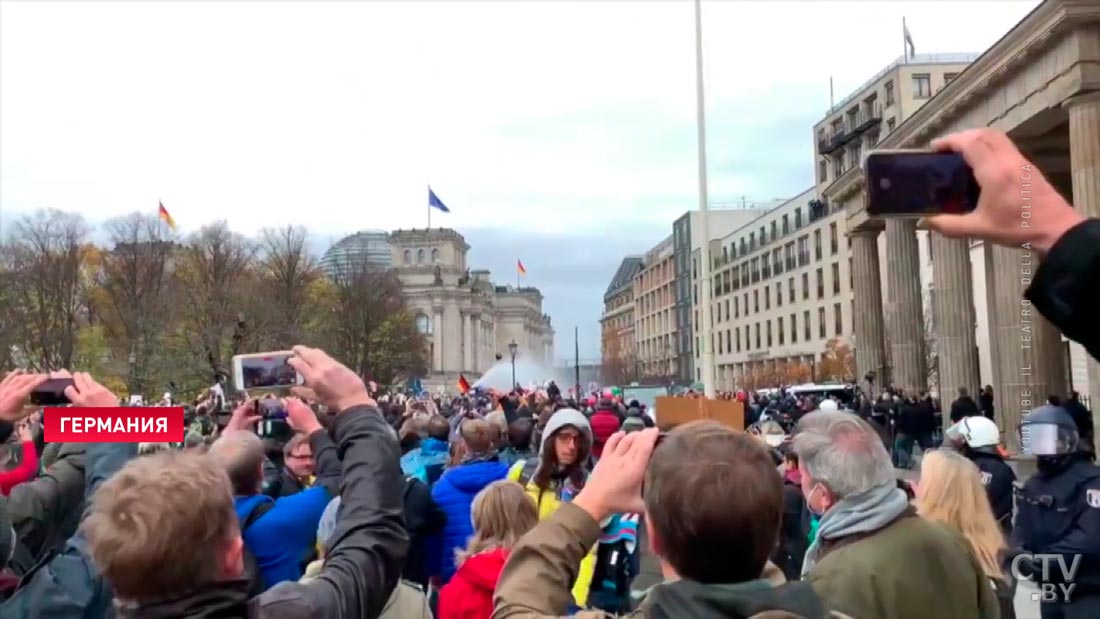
top-left (232, 351), bottom-right (304, 393)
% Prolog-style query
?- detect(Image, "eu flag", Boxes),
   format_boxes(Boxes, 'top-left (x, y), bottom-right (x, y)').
top-left (428, 187), bottom-right (450, 213)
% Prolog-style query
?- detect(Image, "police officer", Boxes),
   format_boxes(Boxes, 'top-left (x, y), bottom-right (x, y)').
top-left (1010, 405), bottom-right (1100, 619)
top-left (946, 415), bottom-right (1016, 534)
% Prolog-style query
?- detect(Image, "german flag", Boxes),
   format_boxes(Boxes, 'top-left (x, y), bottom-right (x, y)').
top-left (517, 260), bottom-right (527, 276)
top-left (158, 201), bottom-right (177, 231)
top-left (457, 374), bottom-right (471, 394)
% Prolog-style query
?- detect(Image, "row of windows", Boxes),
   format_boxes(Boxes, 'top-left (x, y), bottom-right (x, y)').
top-left (711, 223), bottom-right (841, 297)
top-left (700, 302), bottom-right (845, 356)
top-left (699, 261), bottom-right (844, 324)
top-left (403, 248), bottom-right (440, 264)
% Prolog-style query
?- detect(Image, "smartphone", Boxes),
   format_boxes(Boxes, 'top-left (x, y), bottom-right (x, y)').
top-left (30, 378), bottom-right (75, 406)
top-left (256, 398), bottom-right (287, 420)
top-left (232, 352), bottom-right (304, 393)
top-left (864, 149), bottom-right (981, 217)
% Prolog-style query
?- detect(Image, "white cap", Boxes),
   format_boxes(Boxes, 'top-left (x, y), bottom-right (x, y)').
top-left (818, 399), bottom-right (839, 413)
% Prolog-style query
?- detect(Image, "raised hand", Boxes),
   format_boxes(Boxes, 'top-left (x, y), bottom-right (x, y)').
top-left (63, 372), bottom-right (120, 408)
top-left (0, 370), bottom-right (47, 421)
top-left (287, 346), bottom-right (374, 413)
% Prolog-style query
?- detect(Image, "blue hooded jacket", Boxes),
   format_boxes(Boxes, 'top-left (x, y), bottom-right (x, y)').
top-left (235, 485), bottom-right (332, 589)
top-left (401, 437), bottom-right (449, 485)
top-left (429, 459), bottom-right (509, 582)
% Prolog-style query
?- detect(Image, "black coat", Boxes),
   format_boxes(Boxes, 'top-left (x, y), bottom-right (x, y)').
top-left (401, 476), bottom-right (446, 588)
top-left (1026, 219), bottom-right (1100, 363)
top-left (950, 396), bottom-right (981, 423)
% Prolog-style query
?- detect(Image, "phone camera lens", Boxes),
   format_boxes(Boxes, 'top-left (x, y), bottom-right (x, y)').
top-left (879, 178), bottom-right (892, 190)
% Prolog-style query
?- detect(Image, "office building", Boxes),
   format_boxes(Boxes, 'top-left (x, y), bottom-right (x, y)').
top-left (600, 256), bottom-right (643, 384)
top-left (633, 235), bottom-right (677, 382)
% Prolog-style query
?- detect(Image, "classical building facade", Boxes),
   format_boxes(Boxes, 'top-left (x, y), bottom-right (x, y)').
top-left (600, 256), bottom-right (643, 382)
top-left (633, 236), bottom-right (677, 381)
top-left (375, 228), bottom-right (554, 389)
top-left (708, 188), bottom-right (853, 390)
top-left (829, 0), bottom-right (1100, 448)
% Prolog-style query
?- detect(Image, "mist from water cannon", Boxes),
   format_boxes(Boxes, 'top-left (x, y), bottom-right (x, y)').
top-left (471, 359), bottom-right (569, 392)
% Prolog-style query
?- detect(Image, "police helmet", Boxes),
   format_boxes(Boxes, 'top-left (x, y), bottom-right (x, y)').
top-left (945, 416), bottom-right (1000, 453)
top-left (1020, 405), bottom-right (1078, 457)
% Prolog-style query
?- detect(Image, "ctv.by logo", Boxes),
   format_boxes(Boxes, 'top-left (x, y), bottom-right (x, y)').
top-left (1011, 554), bottom-right (1080, 603)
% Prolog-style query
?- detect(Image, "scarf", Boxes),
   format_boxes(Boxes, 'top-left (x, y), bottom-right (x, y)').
top-left (800, 482), bottom-right (909, 577)
top-left (461, 450), bottom-right (499, 465)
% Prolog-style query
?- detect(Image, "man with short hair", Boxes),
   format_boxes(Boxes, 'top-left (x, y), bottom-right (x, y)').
top-left (793, 411), bottom-right (998, 619)
top-left (279, 433), bottom-right (316, 497)
top-left (494, 422), bottom-right (838, 618)
top-left (81, 346), bottom-right (408, 617)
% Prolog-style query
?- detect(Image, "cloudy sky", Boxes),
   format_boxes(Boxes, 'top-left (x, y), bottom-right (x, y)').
top-left (0, 0), bottom-right (1038, 361)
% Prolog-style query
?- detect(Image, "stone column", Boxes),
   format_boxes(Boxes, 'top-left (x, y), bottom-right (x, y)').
top-left (850, 229), bottom-right (887, 383)
top-left (931, 233), bottom-right (981, 427)
top-left (462, 313), bottom-right (473, 372)
top-left (1065, 92), bottom-right (1100, 423)
top-left (432, 306), bottom-right (444, 373)
top-left (443, 304), bottom-right (462, 373)
top-left (986, 242), bottom-right (1068, 452)
top-left (884, 219), bottom-right (927, 394)
top-left (470, 314), bottom-right (480, 373)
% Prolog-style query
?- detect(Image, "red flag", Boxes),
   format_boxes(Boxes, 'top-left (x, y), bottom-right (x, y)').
top-left (457, 375), bottom-right (471, 394)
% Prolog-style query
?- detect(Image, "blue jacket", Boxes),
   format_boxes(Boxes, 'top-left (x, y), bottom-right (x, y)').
top-left (429, 459), bottom-right (509, 582)
top-left (236, 485), bottom-right (333, 589)
top-left (401, 437), bottom-right (449, 485)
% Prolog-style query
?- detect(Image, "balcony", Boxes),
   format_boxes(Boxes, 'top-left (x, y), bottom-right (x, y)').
top-left (817, 104), bottom-right (883, 155)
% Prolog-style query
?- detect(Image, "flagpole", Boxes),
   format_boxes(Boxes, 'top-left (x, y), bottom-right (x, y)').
top-left (694, 0), bottom-right (716, 399)
top-left (902, 16), bottom-right (907, 61)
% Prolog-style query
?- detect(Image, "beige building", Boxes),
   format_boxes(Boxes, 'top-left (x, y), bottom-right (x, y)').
top-left (706, 188), bottom-right (853, 390)
top-left (633, 235), bottom-right (677, 380)
top-left (826, 0), bottom-right (1100, 448)
top-left (388, 228), bottom-right (554, 389)
top-left (600, 256), bottom-right (643, 383)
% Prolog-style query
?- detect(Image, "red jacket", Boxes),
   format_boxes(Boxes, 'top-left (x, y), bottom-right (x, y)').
top-left (0, 441), bottom-right (38, 495)
top-left (589, 409), bottom-right (621, 458)
top-left (437, 548), bottom-right (508, 619)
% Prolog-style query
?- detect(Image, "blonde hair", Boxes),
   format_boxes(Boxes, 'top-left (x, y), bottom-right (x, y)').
top-left (81, 451), bottom-right (240, 602)
top-left (917, 449), bottom-right (1005, 579)
top-left (455, 480), bottom-right (538, 565)
top-left (138, 442), bottom-right (171, 456)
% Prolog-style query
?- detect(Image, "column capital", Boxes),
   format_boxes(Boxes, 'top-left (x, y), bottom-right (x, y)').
top-left (1062, 90), bottom-right (1100, 111)
top-left (847, 226), bottom-right (882, 239)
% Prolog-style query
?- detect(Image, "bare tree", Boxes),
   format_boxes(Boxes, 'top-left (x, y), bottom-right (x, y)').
top-left (95, 213), bottom-right (177, 394)
top-left (175, 222), bottom-right (257, 379)
top-left (256, 225), bottom-right (319, 348)
top-left (324, 255), bottom-right (425, 381)
top-left (3, 210), bottom-right (90, 370)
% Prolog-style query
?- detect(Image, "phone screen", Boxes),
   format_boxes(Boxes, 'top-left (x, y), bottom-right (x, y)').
top-left (30, 378), bottom-right (75, 406)
top-left (240, 354), bottom-right (298, 390)
top-left (865, 151), bottom-right (980, 217)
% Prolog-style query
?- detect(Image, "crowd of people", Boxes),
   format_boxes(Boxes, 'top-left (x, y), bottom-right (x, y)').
top-left (0, 128), bottom-right (1098, 618)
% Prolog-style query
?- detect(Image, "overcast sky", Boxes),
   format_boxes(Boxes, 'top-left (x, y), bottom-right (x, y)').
top-left (0, 0), bottom-right (1038, 361)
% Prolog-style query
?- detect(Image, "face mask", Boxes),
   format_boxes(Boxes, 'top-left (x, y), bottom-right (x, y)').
top-left (806, 483), bottom-right (827, 517)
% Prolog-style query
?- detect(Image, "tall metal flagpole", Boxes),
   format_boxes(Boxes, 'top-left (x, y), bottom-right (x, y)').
top-left (694, 0), bottom-right (716, 398)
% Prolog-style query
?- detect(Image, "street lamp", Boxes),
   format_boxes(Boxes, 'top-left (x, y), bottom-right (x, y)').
top-left (508, 339), bottom-right (519, 391)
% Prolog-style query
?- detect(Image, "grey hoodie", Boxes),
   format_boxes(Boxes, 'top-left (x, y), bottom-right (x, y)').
top-left (538, 408), bottom-right (592, 456)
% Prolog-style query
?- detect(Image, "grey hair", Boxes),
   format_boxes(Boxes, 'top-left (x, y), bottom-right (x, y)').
top-left (792, 411), bottom-right (894, 500)
top-left (208, 430), bottom-right (265, 495)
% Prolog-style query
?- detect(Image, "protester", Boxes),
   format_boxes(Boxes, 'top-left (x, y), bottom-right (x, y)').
top-left (77, 346), bottom-right (408, 617)
top-left (401, 473), bottom-right (447, 589)
top-left (402, 415), bottom-right (450, 485)
top-left (772, 445), bottom-right (811, 582)
top-left (498, 417), bottom-right (535, 467)
top-left (494, 423), bottom-right (834, 618)
top-left (430, 418), bottom-right (509, 584)
top-left (508, 408), bottom-right (597, 607)
top-left (794, 411), bottom-right (998, 618)
top-left (437, 480), bottom-right (537, 619)
top-left (5, 441), bottom-right (87, 575)
top-left (0, 421), bottom-right (38, 495)
top-left (589, 400), bottom-right (622, 462)
top-left (916, 449), bottom-right (1015, 619)
top-left (208, 396), bottom-right (341, 591)
top-left (950, 387), bottom-right (981, 423)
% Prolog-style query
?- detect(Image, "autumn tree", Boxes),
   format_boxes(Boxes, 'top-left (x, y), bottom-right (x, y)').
top-left (2, 210), bottom-right (90, 370)
top-left (600, 328), bottom-right (629, 385)
top-left (255, 225), bottom-right (319, 349)
top-left (818, 338), bottom-right (856, 382)
top-left (174, 222), bottom-right (258, 380)
top-left (94, 213), bottom-right (178, 394)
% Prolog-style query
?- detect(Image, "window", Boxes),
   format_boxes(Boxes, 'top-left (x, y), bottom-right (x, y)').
top-left (778, 317), bottom-right (785, 345)
top-left (782, 214), bottom-right (789, 234)
top-left (754, 290), bottom-right (759, 313)
top-left (912, 73), bottom-right (931, 99)
top-left (773, 248), bottom-right (782, 275)
top-left (788, 277), bottom-right (795, 303)
top-left (749, 232), bottom-right (756, 251)
top-left (755, 323), bottom-right (761, 349)
top-left (834, 302), bottom-right (843, 336)
top-left (759, 226), bottom-right (766, 247)
top-left (762, 258), bottom-right (771, 280)
top-left (417, 248), bottom-right (425, 263)
top-left (944, 72), bottom-right (959, 85)
top-left (829, 222), bottom-right (838, 254)
top-left (718, 334), bottom-right (723, 354)
top-left (887, 117), bottom-right (897, 132)
top-left (734, 296), bottom-right (739, 318)
top-left (802, 273), bottom-right (809, 300)
top-left (832, 263), bottom-right (840, 294)
top-left (814, 230), bottom-right (822, 261)
top-left (764, 287), bottom-right (770, 310)
top-left (833, 154), bottom-right (844, 178)
top-left (797, 236), bottom-right (809, 266)
top-left (885, 80), bottom-right (895, 106)
top-left (817, 307), bottom-right (825, 339)
top-left (804, 310), bottom-right (811, 341)
top-left (818, 160), bottom-right (827, 183)
top-left (795, 208), bottom-right (802, 229)
top-left (743, 293), bottom-right (749, 315)
top-left (744, 325), bottom-right (751, 350)
top-left (415, 313), bottom-right (433, 334)
top-left (725, 330), bottom-right (731, 353)
top-left (431, 248), bottom-right (440, 263)
top-left (785, 242), bottom-right (795, 270)
top-left (736, 328), bottom-right (741, 352)
top-left (770, 221), bottom-right (778, 242)
top-left (724, 299), bottom-right (730, 320)
top-left (403, 249), bottom-right (412, 264)
top-left (767, 321), bottom-right (773, 347)
top-left (816, 268), bottom-right (824, 299)
top-left (790, 313), bottom-right (798, 343)
top-left (776, 282), bottom-right (783, 307)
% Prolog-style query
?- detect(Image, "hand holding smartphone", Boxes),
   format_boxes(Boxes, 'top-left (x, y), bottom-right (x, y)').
top-left (864, 149), bottom-right (981, 218)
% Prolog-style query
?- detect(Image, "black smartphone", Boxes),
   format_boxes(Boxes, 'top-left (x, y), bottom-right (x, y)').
top-left (30, 378), bottom-right (75, 406)
top-left (864, 150), bottom-right (980, 217)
